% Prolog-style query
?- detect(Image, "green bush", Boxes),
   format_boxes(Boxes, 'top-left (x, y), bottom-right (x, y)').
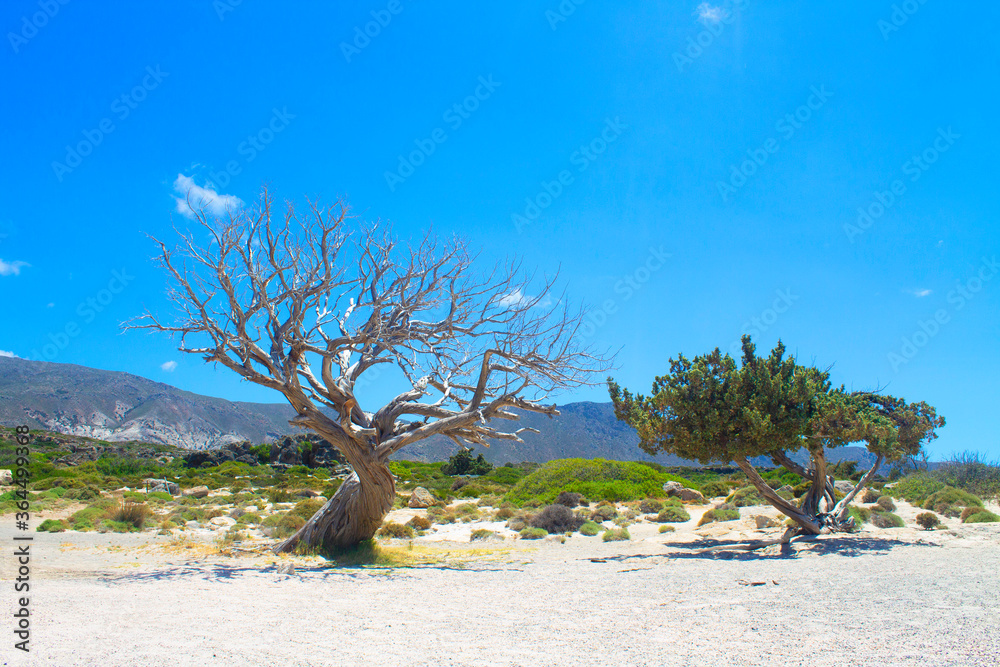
top-left (36, 519), bottom-right (68, 532)
top-left (962, 510), bottom-right (1000, 524)
top-left (870, 511), bottom-right (905, 529)
top-left (377, 522), bottom-right (415, 539)
top-left (601, 528), bottom-right (630, 542)
top-left (653, 505), bottom-right (690, 523)
top-left (519, 527), bottom-right (548, 540)
top-left (697, 508), bottom-right (740, 527)
top-left (237, 512), bottom-right (262, 525)
top-left (262, 513), bottom-right (305, 538)
top-left (589, 503), bottom-right (618, 522)
top-left (658, 524), bottom-right (676, 533)
top-left (290, 498), bottom-right (324, 520)
top-left (726, 486), bottom-right (765, 507)
top-left (921, 487), bottom-right (983, 511)
top-left (579, 521), bottom-right (602, 536)
top-left (915, 512), bottom-right (941, 530)
top-left (847, 505), bottom-right (871, 525)
top-left (505, 459), bottom-right (691, 506)
top-left (637, 498), bottom-right (663, 513)
top-left (698, 481), bottom-right (732, 498)
top-left (100, 519), bottom-right (138, 533)
top-left (888, 474), bottom-right (945, 506)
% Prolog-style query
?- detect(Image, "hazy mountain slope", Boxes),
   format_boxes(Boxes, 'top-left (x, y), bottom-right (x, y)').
top-left (0, 357), bottom-right (296, 449)
top-left (0, 356), bottom-right (887, 468)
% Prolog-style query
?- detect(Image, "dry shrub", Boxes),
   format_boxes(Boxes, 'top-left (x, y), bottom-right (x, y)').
top-left (859, 487), bottom-right (880, 504)
top-left (915, 512), bottom-right (940, 530)
top-left (110, 500), bottom-right (153, 530)
top-left (555, 491), bottom-right (587, 508)
top-left (407, 515), bottom-right (432, 530)
top-left (377, 522), bottom-right (415, 539)
top-left (876, 496), bottom-right (896, 512)
top-left (530, 504), bottom-right (585, 533)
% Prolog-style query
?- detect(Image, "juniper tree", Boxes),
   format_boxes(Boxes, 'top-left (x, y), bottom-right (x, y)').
top-left (608, 336), bottom-right (943, 536)
top-left (129, 189), bottom-right (609, 552)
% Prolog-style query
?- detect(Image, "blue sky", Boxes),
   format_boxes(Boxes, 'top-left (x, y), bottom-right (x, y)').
top-left (1, 1), bottom-right (997, 459)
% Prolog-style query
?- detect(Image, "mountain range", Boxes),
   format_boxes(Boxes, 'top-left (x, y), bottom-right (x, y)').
top-left (0, 356), bottom-right (885, 468)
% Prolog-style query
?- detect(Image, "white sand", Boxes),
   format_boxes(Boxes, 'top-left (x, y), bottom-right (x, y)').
top-left (2, 500), bottom-right (999, 666)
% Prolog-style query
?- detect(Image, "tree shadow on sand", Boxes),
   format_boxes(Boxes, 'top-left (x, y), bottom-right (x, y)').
top-left (661, 534), bottom-right (943, 561)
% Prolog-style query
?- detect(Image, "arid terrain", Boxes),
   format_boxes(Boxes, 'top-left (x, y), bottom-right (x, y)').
top-left (3, 495), bottom-right (998, 666)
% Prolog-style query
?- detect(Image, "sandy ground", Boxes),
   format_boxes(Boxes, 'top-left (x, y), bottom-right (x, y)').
top-left (2, 499), bottom-right (999, 666)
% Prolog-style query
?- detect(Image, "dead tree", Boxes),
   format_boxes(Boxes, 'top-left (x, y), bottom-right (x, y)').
top-left (128, 189), bottom-right (609, 552)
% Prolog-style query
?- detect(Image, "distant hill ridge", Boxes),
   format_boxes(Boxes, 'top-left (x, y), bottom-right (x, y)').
top-left (0, 356), bottom-right (884, 468)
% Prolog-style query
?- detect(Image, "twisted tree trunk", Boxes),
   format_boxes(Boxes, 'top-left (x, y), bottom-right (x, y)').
top-left (273, 418), bottom-right (396, 554)
top-left (273, 464), bottom-right (395, 553)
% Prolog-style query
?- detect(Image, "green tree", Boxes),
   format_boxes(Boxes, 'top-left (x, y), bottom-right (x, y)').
top-left (608, 336), bottom-right (943, 536)
top-left (441, 447), bottom-right (493, 476)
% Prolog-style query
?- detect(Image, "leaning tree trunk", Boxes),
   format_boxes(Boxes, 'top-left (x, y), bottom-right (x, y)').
top-left (735, 450), bottom-right (886, 539)
top-left (273, 432), bottom-right (396, 554)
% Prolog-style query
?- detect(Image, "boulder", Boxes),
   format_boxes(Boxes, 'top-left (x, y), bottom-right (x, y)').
top-left (0, 469), bottom-right (13, 485)
top-left (834, 480), bottom-right (855, 495)
top-left (663, 481), bottom-right (705, 504)
top-left (777, 485), bottom-right (795, 494)
top-left (143, 479), bottom-right (179, 495)
top-left (182, 485), bottom-right (209, 499)
top-left (209, 516), bottom-right (236, 527)
top-left (408, 487), bottom-right (435, 508)
top-left (754, 515), bottom-right (780, 529)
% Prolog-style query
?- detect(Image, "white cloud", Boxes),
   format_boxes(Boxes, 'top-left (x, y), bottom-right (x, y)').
top-left (160, 360), bottom-right (178, 372)
top-left (0, 350), bottom-right (17, 358)
top-left (0, 259), bottom-right (29, 276)
top-left (497, 289), bottom-right (554, 310)
top-left (909, 289), bottom-right (932, 298)
top-left (697, 2), bottom-right (728, 24)
top-left (172, 174), bottom-right (244, 219)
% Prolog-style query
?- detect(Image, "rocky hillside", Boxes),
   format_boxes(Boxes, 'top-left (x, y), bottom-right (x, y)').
top-left (0, 356), bottom-right (885, 468)
top-left (0, 357), bottom-right (296, 450)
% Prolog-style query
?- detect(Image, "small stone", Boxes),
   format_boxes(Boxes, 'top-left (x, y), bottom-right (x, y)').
top-left (183, 486), bottom-right (209, 498)
top-left (210, 516), bottom-right (236, 527)
top-left (664, 481), bottom-right (705, 504)
top-left (143, 478), bottom-right (179, 495)
top-left (834, 480), bottom-right (855, 494)
top-left (0, 469), bottom-right (13, 485)
top-left (408, 487), bottom-right (435, 508)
